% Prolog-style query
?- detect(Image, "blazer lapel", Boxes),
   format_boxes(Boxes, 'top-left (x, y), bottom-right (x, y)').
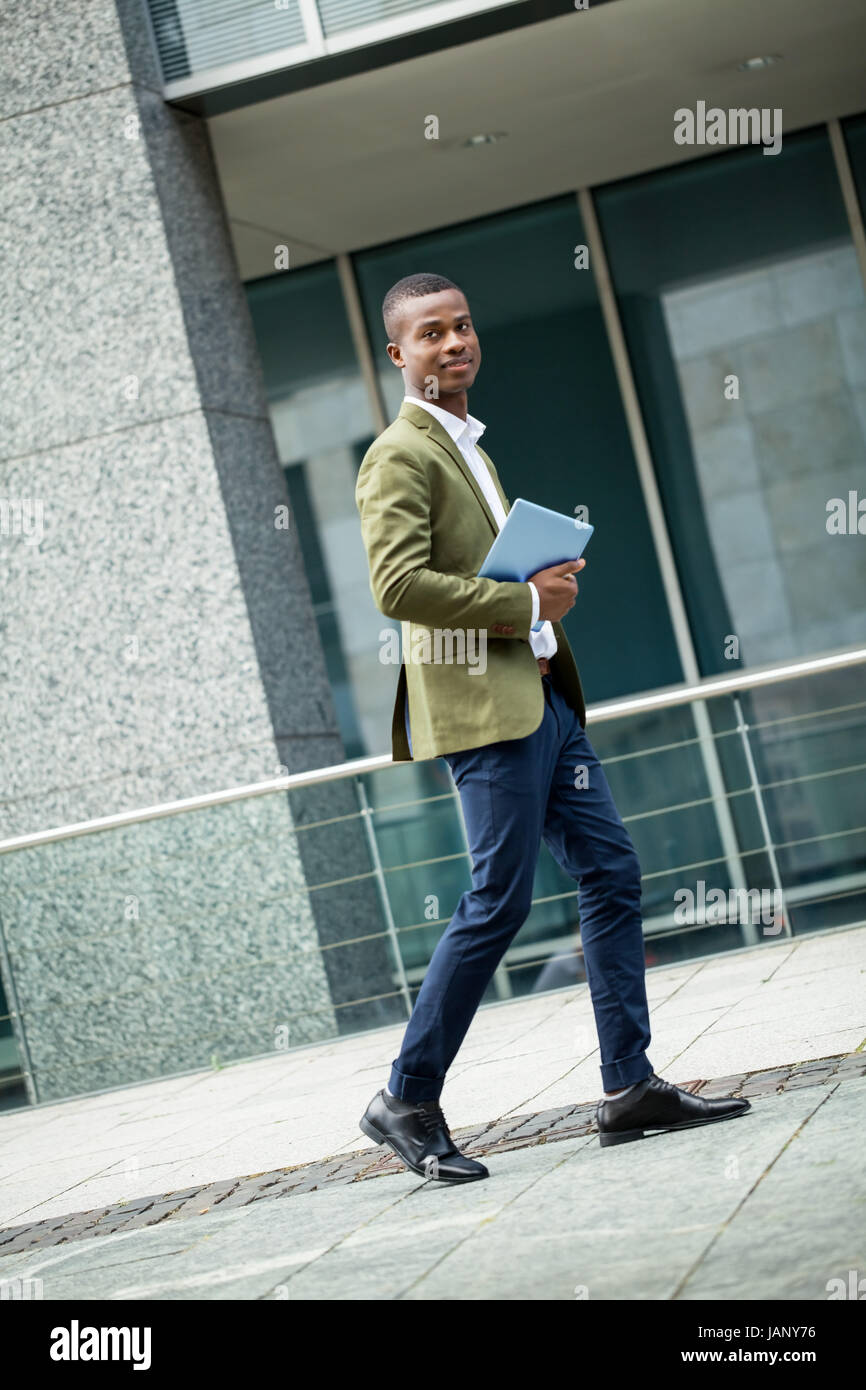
top-left (398, 400), bottom-right (499, 537)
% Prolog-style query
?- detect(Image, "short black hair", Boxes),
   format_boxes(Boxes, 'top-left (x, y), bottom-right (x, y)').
top-left (382, 272), bottom-right (465, 343)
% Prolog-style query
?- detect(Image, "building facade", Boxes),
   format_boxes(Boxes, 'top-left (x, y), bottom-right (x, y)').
top-left (1, 0), bottom-right (865, 1108)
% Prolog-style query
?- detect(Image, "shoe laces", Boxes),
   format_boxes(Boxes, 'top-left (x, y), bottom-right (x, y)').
top-left (652, 1074), bottom-right (679, 1098)
top-left (417, 1100), bottom-right (450, 1137)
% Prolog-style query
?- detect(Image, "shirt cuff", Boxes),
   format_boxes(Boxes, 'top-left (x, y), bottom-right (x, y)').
top-left (527, 581), bottom-right (540, 628)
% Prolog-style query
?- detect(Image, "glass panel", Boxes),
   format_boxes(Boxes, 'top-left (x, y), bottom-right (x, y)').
top-left (841, 112), bottom-right (866, 210)
top-left (596, 126), bottom-right (866, 675)
top-left (350, 664), bottom-right (866, 1006)
top-left (735, 664), bottom-right (866, 935)
top-left (0, 966), bottom-right (27, 1112)
top-left (245, 263), bottom-right (388, 760)
top-left (2, 664), bottom-right (861, 1107)
top-left (318, 0), bottom-right (521, 38)
top-left (147, 0), bottom-right (306, 84)
top-left (147, 0), bottom-right (523, 83)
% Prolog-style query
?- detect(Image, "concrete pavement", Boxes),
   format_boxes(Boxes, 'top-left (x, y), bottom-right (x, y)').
top-left (1, 923), bottom-right (864, 1299)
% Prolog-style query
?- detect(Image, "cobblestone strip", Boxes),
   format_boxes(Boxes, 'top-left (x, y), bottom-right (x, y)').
top-left (1, 1050), bottom-right (862, 1258)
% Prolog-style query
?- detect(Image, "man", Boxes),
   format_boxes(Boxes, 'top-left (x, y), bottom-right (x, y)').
top-left (354, 272), bottom-right (749, 1183)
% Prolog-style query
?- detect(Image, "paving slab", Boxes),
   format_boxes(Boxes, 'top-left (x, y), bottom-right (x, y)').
top-left (2, 1080), bottom-right (862, 1301)
top-left (677, 1076), bottom-right (866, 1301)
top-left (1, 924), bottom-right (863, 1273)
top-left (401, 1087), bottom-right (841, 1300)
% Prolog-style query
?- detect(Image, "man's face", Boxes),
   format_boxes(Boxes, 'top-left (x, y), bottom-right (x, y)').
top-left (387, 289), bottom-right (481, 397)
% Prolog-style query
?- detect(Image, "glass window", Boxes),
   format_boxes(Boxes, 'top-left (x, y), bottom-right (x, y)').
top-left (596, 126), bottom-right (866, 676)
top-left (841, 111), bottom-right (866, 210)
top-left (0, 970), bottom-right (27, 1111)
top-left (246, 263), bottom-right (387, 760)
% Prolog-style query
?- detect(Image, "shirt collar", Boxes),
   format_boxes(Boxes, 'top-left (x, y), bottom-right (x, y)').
top-left (403, 394), bottom-right (486, 449)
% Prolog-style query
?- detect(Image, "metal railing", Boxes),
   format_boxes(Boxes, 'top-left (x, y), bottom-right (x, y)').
top-left (1, 642), bottom-right (864, 1108)
top-left (3, 644), bottom-right (862, 855)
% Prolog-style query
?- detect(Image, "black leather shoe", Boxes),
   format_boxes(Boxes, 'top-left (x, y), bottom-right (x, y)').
top-left (359, 1089), bottom-right (489, 1183)
top-left (597, 1072), bottom-right (751, 1147)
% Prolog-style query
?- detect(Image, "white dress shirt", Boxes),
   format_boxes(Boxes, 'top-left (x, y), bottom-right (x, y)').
top-left (403, 394), bottom-right (557, 659)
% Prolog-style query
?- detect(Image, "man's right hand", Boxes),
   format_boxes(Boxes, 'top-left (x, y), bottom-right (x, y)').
top-left (530, 558), bottom-right (586, 622)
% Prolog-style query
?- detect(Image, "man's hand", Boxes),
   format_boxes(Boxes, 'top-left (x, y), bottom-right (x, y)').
top-left (530, 558), bottom-right (586, 623)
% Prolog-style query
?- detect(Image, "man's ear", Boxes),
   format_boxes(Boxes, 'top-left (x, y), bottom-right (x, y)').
top-left (386, 342), bottom-right (404, 369)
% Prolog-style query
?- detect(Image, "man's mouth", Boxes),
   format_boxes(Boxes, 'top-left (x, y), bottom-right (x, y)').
top-left (441, 358), bottom-right (472, 370)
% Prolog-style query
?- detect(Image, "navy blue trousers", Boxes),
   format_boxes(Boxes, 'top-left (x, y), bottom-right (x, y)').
top-left (389, 671), bottom-right (653, 1101)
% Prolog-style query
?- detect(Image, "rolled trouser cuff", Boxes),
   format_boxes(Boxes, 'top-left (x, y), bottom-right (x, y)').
top-left (388, 1061), bottom-right (444, 1103)
top-left (600, 1052), bottom-right (654, 1091)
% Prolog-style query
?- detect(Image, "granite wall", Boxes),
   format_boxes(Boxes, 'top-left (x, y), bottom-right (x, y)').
top-left (0, 0), bottom-right (400, 1104)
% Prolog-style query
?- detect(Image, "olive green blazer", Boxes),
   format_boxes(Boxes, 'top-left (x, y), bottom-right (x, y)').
top-left (355, 399), bottom-right (586, 761)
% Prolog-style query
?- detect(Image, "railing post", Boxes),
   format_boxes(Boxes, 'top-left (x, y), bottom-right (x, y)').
top-left (733, 696), bottom-right (793, 941)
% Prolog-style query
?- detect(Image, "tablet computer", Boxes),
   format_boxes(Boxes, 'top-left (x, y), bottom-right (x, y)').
top-left (478, 498), bottom-right (594, 630)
